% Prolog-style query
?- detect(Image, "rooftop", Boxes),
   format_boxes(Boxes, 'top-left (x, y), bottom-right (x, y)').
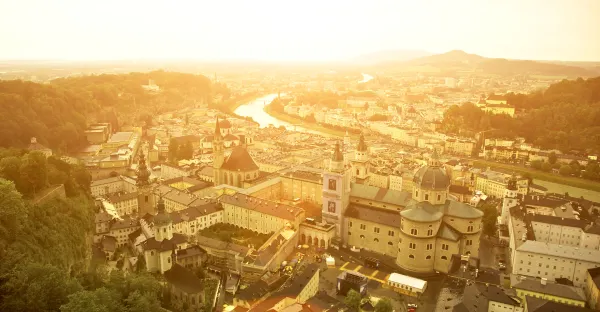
top-left (164, 263), bottom-right (204, 294)
top-left (530, 214), bottom-right (587, 229)
top-left (345, 204), bottom-right (401, 228)
top-left (517, 240), bottom-right (600, 264)
top-left (220, 193), bottom-right (304, 221)
top-left (350, 183), bottom-right (412, 207)
top-left (513, 278), bottom-right (585, 301)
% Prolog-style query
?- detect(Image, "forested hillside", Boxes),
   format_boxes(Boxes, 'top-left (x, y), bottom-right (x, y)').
top-left (441, 77), bottom-right (600, 153)
top-left (0, 71), bottom-right (212, 152)
top-left (0, 149), bottom-right (166, 311)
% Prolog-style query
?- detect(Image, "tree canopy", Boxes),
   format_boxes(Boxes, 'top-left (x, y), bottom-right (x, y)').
top-left (440, 76), bottom-right (600, 153)
top-left (0, 71), bottom-right (212, 153)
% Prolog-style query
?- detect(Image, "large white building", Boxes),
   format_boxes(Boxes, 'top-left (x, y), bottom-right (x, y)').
top-left (530, 214), bottom-right (600, 250)
top-left (512, 240), bottom-right (600, 288)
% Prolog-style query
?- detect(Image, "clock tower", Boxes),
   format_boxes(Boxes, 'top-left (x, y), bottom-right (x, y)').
top-left (322, 141), bottom-right (352, 238)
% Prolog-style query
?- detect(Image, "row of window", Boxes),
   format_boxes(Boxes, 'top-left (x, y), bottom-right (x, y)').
top-left (349, 222), bottom-right (395, 237)
top-left (405, 254), bottom-right (447, 260)
top-left (351, 233), bottom-right (395, 246)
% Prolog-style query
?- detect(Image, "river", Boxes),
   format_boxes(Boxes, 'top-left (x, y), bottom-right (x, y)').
top-left (359, 73), bottom-right (374, 83)
top-left (233, 94), bottom-right (332, 136)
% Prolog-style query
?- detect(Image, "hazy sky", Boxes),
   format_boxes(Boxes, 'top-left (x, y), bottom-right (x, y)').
top-left (1, 0), bottom-right (599, 62)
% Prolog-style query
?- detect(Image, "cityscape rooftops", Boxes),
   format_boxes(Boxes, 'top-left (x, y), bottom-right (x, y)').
top-left (220, 193), bottom-right (303, 221)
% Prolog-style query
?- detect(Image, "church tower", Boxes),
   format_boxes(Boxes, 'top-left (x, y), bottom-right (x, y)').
top-left (212, 117), bottom-right (224, 185)
top-left (500, 174), bottom-right (519, 225)
top-left (136, 151), bottom-right (155, 216)
top-left (154, 195), bottom-right (173, 242)
top-left (322, 141), bottom-right (352, 238)
top-left (350, 132), bottom-right (370, 184)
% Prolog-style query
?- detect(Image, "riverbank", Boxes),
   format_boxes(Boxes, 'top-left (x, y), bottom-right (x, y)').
top-left (264, 104), bottom-right (359, 138)
top-left (216, 92), bottom-right (263, 113)
top-left (473, 160), bottom-right (600, 193)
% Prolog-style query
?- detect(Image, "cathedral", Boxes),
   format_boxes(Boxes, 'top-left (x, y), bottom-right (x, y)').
top-left (319, 137), bottom-right (483, 274)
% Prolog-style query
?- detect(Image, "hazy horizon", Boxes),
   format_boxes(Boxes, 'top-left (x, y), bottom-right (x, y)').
top-left (1, 0), bottom-right (599, 62)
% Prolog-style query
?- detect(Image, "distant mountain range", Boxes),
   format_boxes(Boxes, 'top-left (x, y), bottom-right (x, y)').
top-left (367, 50), bottom-right (600, 77)
top-left (352, 49), bottom-right (432, 65)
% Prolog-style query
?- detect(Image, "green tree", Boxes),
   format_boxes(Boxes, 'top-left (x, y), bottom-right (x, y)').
top-left (178, 141), bottom-right (194, 160)
top-left (541, 162), bottom-right (553, 172)
top-left (344, 289), bottom-right (361, 311)
top-left (168, 139), bottom-right (179, 163)
top-left (18, 151), bottom-right (48, 196)
top-left (60, 288), bottom-right (124, 312)
top-left (530, 160), bottom-right (543, 170)
top-left (548, 152), bottom-right (558, 165)
top-left (583, 161), bottom-right (599, 180)
top-left (375, 298), bottom-right (394, 312)
top-left (559, 165), bottom-right (573, 176)
top-left (478, 201), bottom-right (498, 237)
top-left (1, 263), bottom-right (82, 312)
top-left (125, 290), bottom-right (162, 312)
top-left (0, 156), bottom-right (22, 184)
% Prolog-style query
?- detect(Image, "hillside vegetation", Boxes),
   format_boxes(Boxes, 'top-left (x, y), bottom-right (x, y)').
top-left (441, 76), bottom-right (600, 154)
top-left (0, 71), bottom-right (213, 152)
top-left (0, 148), bottom-right (167, 311)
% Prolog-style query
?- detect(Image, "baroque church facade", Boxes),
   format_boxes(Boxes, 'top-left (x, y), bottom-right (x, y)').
top-left (319, 138), bottom-right (483, 274)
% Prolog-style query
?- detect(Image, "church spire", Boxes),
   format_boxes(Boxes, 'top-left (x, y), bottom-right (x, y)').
top-left (357, 132), bottom-right (367, 152)
top-left (215, 116), bottom-right (222, 137)
top-left (428, 148), bottom-right (441, 167)
top-left (332, 141), bottom-right (344, 162)
top-left (136, 151), bottom-right (150, 186)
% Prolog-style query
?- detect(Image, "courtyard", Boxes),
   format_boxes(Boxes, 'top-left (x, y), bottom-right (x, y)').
top-left (198, 223), bottom-right (273, 248)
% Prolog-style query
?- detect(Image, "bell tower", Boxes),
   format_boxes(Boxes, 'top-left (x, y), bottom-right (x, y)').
top-left (350, 132), bottom-right (370, 184)
top-left (213, 117), bottom-right (224, 185)
top-left (322, 141), bottom-right (352, 237)
top-left (500, 174), bottom-right (519, 225)
top-left (136, 151), bottom-right (155, 216)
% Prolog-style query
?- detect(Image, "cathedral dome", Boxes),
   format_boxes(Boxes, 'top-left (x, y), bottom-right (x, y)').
top-left (412, 149), bottom-right (449, 191)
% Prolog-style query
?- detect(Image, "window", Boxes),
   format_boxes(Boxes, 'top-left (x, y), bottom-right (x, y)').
top-left (466, 240), bottom-right (473, 246)
top-left (442, 244), bottom-right (449, 250)
top-left (168, 257), bottom-right (171, 263)
top-left (349, 221), bottom-right (352, 227)
top-left (348, 232), bottom-right (351, 236)
top-left (426, 255), bottom-right (431, 260)
top-left (441, 256), bottom-right (448, 260)
top-left (409, 243), bottom-right (416, 249)
top-left (388, 241), bottom-right (393, 246)
top-left (374, 227), bottom-right (380, 234)
top-left (410, 229), bottom-right (418, 235)
top-left (416, 190), bottom-right (419, 197)
top-left (425, 194), bottom-right (429, 200)
top-left (427, 229), bottom-right (433, 236)
top-left (360, 235), bottom-right (365, 239)
top-left (426, 243), bottom-right (433, 250)
top-left (409, 254), bottom-right (415, 259)
top-left (388, 230), bottom-right (394, 236)
top-left (437, 194), bottom-right (441, 201)
top-left (374, 238), bottom-right (379, 242)
top-left (467, 226), bottom-right (474, 232)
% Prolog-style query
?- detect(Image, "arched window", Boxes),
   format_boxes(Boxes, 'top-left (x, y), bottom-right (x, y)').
top-left (437, 194), bottom-right (441, 201)
top-left (426, 255), bottom-right (431, 260)
top-left (360, 235), bottom-right (365, 239)
top-left (409, 254), bottom-right (415, 259)
top-left (441, 256), bottom-right (448, 260)
top-left (427, 229), bottom-right (433, 236)
top-left (388, 241), bottom-right (393, 246)
top-left (374, 238), bottom-right (379, 242)
top-left (425, 194), bottom-right (429, 200)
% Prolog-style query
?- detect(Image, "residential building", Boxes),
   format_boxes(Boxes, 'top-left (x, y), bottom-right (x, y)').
top-left (91, 176), bottom-right (137, 197)
top-left (280, 169), bottom-right (323, 205)
top-left (513, 277), bottom-right (586, 307)
top-left (107, 192), bottom-right (139, 216)
top-left (512, 240), bottom-right (600, 287)
top-left (453, 282), bottom-right (522, 312)
top-left (584, 267), bottom-right (600, 310)
top-left (476, 171), bottom-right (528, 198)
